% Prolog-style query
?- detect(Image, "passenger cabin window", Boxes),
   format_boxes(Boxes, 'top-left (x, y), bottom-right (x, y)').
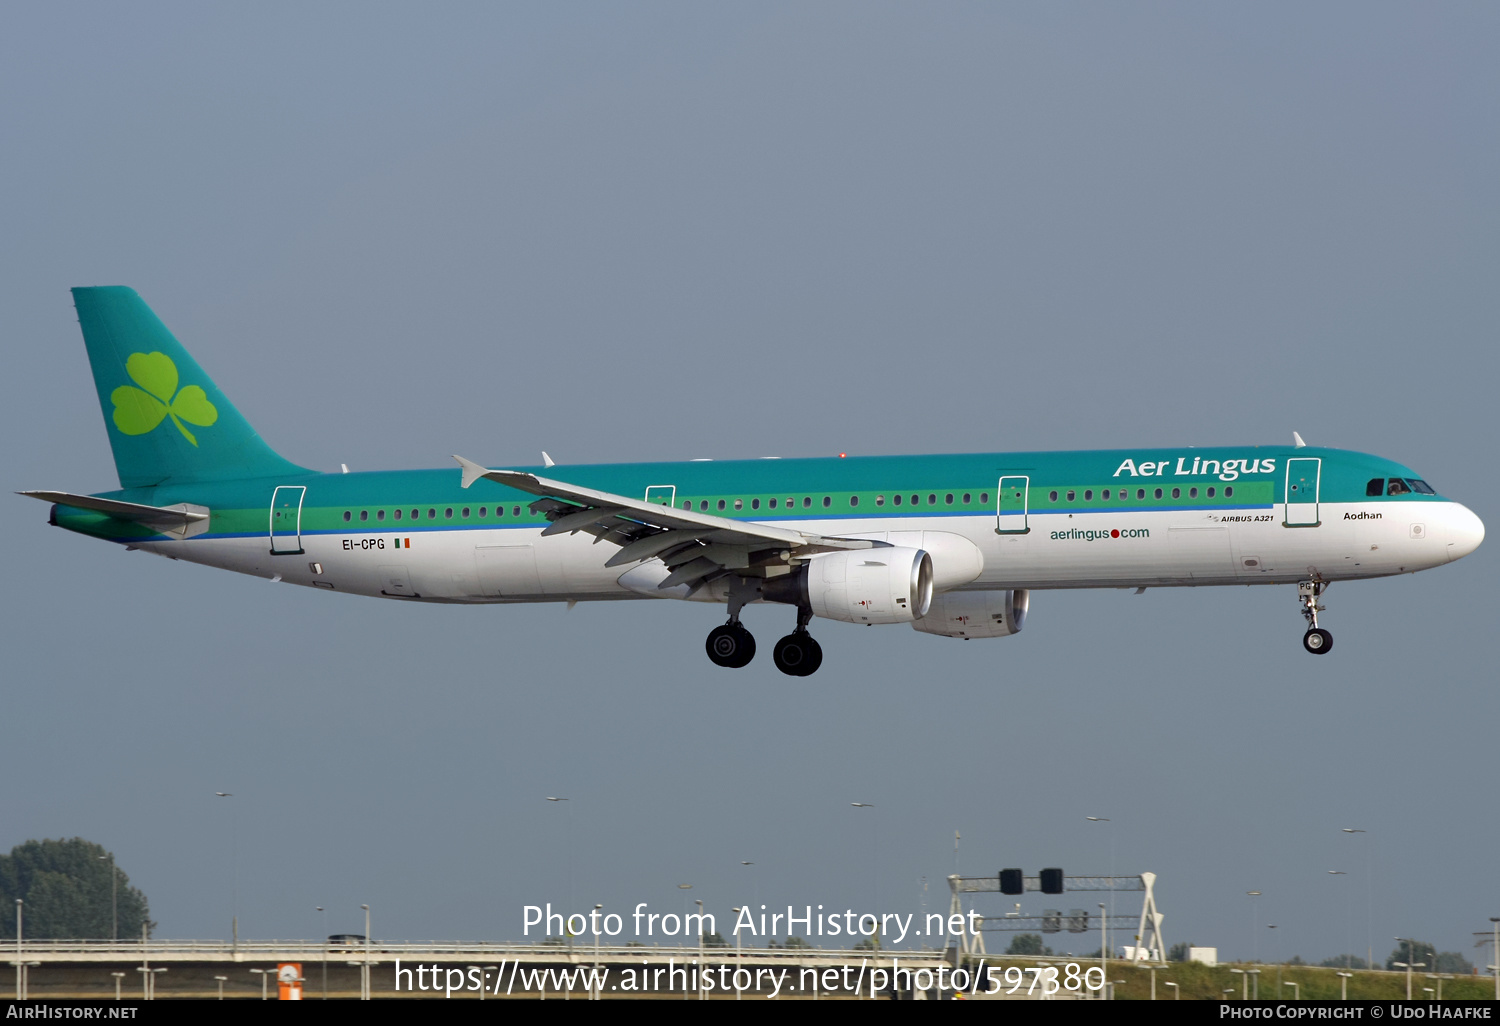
top-left (1188, 487), bottom-right (1197, 499)
top-left (1367, 478), bottom-right (1385, 497)
top-left (513, 506), bottom-right (521, 516)
top-left (360, 510), bottom-right (369, 521)
top-left (945, 494), bottom-right (953, 504)
top-left (910, 494), bottom-right (918, 505)
top-left (893, 494), bottom-right (902, 505)
top-left (682, 501), bottom-right (691, 509)
top-left (804, 497), bottom-right (812, 508)
top-left (963, 493), bottom-right (971, 503)
top-left (478, 507), bottom-right (487, 517)
top-left (1136, 489), bottom-right (1145, 499)
top-left (734, 499), bottom-right (743, 511)
top-left (875, 495), bottom-right (884, 506)
top-left (823, 496), bottom-right (831, 508)
top-left (1171, 488), bottom-right (1180, 499)
top-left (980, 493), bottom-right (989, 503)
top-left (1224, 487), bottom-right (1233, 498)
top-left (1066, 490), bottom-right (1075, 501)
top-left (377, 509), bottom-right (385, 520)
top-left (1387, 479), bottom-right (1411, 496)
top-left (850, 496), bottom-right (859, 507)
top-left (1084, 490), bottom-right (1093, 501)
top-left (718, 500), bottom-right (727, 510)
top-left (751, 499), bottom-right (760, 510)
top-left (926, 494), bottom-right (935, 505)
top-left (1207, 487), bottom-right (1215, 498)
top-left (343, 511), bottom-right (351, 522)
top-left (445, 508), bottom-right (454, 519)
top-left (428, 509), bottom-right (436, 519)
top-left (701, 501), bottom-right (709, 511)
top-left (394, 508), bottom-right (402, 520)
top-left (1154, 488), bottom-right (1163, 499)
top-left (770, 498), bottom-right (778, 508)
top-left (410, 509), bottom-right (418, 520)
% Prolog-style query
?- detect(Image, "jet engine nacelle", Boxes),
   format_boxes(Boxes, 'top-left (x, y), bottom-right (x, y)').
top-left (912, 589), bottom-right (1029, 639)
top-left (804, 547), bottom-right (934, 625)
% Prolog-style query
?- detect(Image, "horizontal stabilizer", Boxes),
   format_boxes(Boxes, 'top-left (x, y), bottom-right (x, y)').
top-left (20, 490), bottom-right (209, 539)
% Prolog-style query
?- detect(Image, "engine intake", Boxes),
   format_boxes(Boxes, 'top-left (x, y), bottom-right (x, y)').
top-left (801, 547), bottom-right (934, 624)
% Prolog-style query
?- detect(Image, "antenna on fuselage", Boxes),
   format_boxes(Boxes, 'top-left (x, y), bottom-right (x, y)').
top-left (1292, 432), bottom-right (1307, 448)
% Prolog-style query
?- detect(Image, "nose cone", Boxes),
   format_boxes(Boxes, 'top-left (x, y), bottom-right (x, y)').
top-left (1445, 503), bottom-right (1484, 562)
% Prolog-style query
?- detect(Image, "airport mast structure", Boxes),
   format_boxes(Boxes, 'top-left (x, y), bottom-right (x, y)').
top-left (947, 871), bottom-right (1166, 963)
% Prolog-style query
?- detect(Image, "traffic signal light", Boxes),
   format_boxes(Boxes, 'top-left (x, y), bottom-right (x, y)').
top-left (1040, 867), bottom-right (1065, 894)
top-left (999, 868), bottom-right (1024, 895)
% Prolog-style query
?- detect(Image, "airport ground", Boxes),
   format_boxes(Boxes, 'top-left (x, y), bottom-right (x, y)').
top-left (10, 956), bottom-right (1498, 1000)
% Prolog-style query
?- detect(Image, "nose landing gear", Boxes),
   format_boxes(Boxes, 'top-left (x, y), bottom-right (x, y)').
top-left (1298, 580), bottom-right (1333, 655)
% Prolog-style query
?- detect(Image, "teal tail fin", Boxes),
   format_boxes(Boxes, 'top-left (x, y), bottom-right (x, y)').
top-left (72, 287), bottom-right (311, 488)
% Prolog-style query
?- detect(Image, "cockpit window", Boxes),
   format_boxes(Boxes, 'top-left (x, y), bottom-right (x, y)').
top-left (1386, 478), bottom-right (1411, 496)
top-left (1366, 478), bottom-right (1384, 497)
top-left (1407, 479), bottom-right (1435, 495)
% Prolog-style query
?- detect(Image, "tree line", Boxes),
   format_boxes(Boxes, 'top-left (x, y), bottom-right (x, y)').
top-left (0, 838), bottom-right (152, 940)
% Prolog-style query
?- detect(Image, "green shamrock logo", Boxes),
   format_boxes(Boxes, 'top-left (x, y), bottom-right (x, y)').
top-left (110, 351), bottom-right (218, 446)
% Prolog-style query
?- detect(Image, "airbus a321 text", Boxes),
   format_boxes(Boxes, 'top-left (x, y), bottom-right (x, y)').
top-left (23, 288), bottom-right (1484, 675)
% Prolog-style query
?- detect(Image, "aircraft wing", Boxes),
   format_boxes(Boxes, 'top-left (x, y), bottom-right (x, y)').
top-left (453, 456), bottom-right (877, 592)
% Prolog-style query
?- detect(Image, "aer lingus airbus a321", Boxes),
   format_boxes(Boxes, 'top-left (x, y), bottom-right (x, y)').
top-left (24, 288), bottom-right (1485, 675)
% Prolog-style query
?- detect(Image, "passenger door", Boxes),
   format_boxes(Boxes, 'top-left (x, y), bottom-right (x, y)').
top-left (1283, 458), bottom-right (1321, 527)
top-left (995, 476), bottom-right (1030, 535)
top-left (269, 485), bottom-right (306, 554)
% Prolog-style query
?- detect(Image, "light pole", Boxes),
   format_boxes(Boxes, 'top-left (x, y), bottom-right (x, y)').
top-left (1490, 918), bottom-right (1499, 1001)
top-left (214, 975), bottom-right (228, 1000)
top-left (138, 966), bottom-right (165, 1000)
top-left (1393, 938), bottom-right (1425, 1001)
top-left (110, 972), bottom-right (125, 1001)
top-left (592, 904), bottom-right (603, 1001)
top-left (852, 804), bottom-right (878, 917)
top-left (1328, 870), bottom-right (1352, 969)
top-left (1286, 980), bottom-right (1300, 999)
top-left (249, 967), bottom-right (269, 1000)
top-left (695, 899), bottom-right (706, 1000)
top-left (1164, 980), bottom-right (1179, 999)
top-left (479, 965), bottom-right (497, 1001)
top-left (1336, 970), bottom-right (1353, 1000)
top-left (1246, 891), bottom-right (1262, 964)
top-left (1087, 817), bottom-right (1117, 926)
top-left (1343, 828), bottom-right (1371, 969)
top-left (97, 854), bottom-right (117, 942)
top-left (14, 898), bottom-right (21, 1000)
top-left (1230, 967), bottom-right (1247, 1000)
top-left (216, 792), bottom-right (237, 950)
top-left (361, 905), bottom-right (371, 1001)
top-left (1099, 902), bottom-right (1109, 1000)
top-left (315, 906), bottom-right (327, 999)
top-left (1425, 973), bottom-right (1449, 1000)
top-left (731, 907), bottom-right (744, 1001)
top-left (546, 797), bottom-right (573, 912)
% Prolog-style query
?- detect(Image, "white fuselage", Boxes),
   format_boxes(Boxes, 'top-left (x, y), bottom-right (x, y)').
top-left (130, 498), bottom-right (1481, 606)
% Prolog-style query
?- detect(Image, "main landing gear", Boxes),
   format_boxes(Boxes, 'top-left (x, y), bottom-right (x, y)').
top-left (1298, 580), bottom-right (1333, 655)
top-left (705, 587), bottom-right (824, 676)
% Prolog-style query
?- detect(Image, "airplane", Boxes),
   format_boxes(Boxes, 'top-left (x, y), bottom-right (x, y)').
top-left (23, 287), bottom-right (1484, 676)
